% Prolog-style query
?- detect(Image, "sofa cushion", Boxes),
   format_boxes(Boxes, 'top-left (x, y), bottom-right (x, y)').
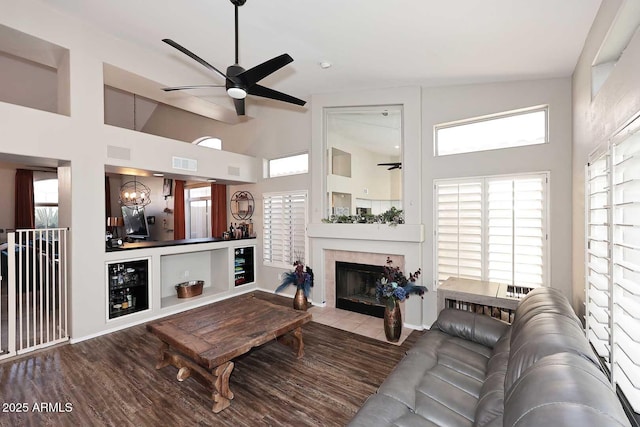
top-left (504, 353), bottom-right (631, 427)
top-left (510, 287), bottom-right (582, 337)
top-left (506, 311), bottom-right (600, 390)
top-left (348, 393), bottom-right (433, 427)
top-left (474, 330), bottom-right (510, 427)
top-left (433, 309), bottom-right (509, 349)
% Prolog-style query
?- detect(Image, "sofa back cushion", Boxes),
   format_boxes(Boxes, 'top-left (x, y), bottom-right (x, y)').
top-left (473, 330), bottom-right (510, 427)
top-left (505, 287), bottom-right (601, 391)
top-left (433, 308), bottom-right (509, 349)
top-left (504, 353), bottom-right (631, 427)
top-left (510, 287), bottom-right (581, 337)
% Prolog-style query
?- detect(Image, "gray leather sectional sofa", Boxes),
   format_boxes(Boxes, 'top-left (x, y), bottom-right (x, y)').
top-left (349, 287), bottom-right (631, 426)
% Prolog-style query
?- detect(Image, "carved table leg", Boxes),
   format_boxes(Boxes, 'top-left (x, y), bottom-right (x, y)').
top-left (277, 327), bottom-right (305, 358)
top-left (211, 361), bottom-right (234, 413)
top-left (155, 342), bottom-right (170, 369)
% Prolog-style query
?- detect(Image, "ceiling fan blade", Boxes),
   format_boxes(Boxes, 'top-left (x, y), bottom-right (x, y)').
top-left (233, 98), bottom-right (246, 116)
top-left (162, 39), bottom-right (230, 82)
top-left (236, 54), bottom-right (293, 86)
top-left (162, 84), bottom-right (225, 92)
top-left (248, 84), bottom-right (306, 106)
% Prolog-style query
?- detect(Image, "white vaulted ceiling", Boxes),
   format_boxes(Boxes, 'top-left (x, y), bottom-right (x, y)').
top-left (38, 0), bottom-right (602, 110)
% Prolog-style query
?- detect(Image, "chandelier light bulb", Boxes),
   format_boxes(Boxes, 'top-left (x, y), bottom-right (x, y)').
top-left (131, 192), bottom-right (137, 199)
top-left (124, 192), bottom-right (130, 199)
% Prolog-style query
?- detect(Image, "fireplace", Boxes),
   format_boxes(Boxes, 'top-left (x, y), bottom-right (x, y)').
top-left (335, 261), bottom-right (385, 318)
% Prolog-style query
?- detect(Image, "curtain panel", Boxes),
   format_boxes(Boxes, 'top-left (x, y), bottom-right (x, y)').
top-left (15, 169), bottom-right (35, 229)
top-left (210, 183), bottom-right (227, 238)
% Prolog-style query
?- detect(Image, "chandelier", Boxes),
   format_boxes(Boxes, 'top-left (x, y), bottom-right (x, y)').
top-left (119, 177), bottom-right (151, 207)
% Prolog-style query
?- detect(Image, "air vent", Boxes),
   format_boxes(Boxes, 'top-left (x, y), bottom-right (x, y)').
top-left (172, 156), bottom-right (198, 172)
top-left (107, 145), bottom-right (131, 160)
top-left (228, 166), bottom-right (240, 176)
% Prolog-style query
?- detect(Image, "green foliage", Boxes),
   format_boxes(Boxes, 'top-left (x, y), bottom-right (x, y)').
top-left (322, 207), bottom-right (404, 226)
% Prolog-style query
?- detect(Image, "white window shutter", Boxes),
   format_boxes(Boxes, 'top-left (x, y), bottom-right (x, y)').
top-left (487, 175), bottom-right (546, 287)
top-left (435, 181), bottom-right (483, 283)
top-left (263, 192), bottom-right (307, 267)
top-left (435, 173), bottom-right (548, 288)
top-left (611, 130), bottom-right (640, 411)
top-left (585, 152), bottom-right (612, 370)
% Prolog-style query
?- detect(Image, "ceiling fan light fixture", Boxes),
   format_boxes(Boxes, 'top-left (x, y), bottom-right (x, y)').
top-left (227, 87), bottom-right (247, 99)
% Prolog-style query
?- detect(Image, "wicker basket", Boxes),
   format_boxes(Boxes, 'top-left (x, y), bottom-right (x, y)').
top-left (175, 280), bottom-right (204, 298)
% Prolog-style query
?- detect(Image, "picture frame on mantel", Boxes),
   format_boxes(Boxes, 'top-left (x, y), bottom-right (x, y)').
top-left (163, 179), bottom-right (173, 197)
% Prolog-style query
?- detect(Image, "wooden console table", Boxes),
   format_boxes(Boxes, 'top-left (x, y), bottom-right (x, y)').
top-left (437, 277), bottom-right (526, 323)
top-left (147, 293), bottom-right (311, 413)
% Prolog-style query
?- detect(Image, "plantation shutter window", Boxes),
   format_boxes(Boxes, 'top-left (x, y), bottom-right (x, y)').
top-left (487, 176), bottom-right (546, 287)
top-left (585, 114), bottom-right (640, 413)
top-left (263, 191), bottom-right (307, 268)
top-left (435, 181), bottom-right (483, 282)
top-left (585, 151), bottom-right (611, 370)
top-left (435, 173), bottom-right (548, 288)
top-left (611, 124), bottom-right (640, 411)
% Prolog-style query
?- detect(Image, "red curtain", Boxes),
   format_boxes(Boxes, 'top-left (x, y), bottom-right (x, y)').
top-left (15, 169), bottom-right (35, 229)
top-left (210, 183), bottom-right (227, 238)
top-left (173, 180), bottom-right (186, 240)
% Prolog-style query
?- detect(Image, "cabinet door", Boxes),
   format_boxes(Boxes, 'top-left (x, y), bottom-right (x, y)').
top-left (107, 258), bottom-right (150, 320)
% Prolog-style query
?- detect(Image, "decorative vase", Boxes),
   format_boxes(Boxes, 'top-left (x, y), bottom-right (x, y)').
top-left (293, 288), bottom-right (307, 311)
top-left (384, 299), bottom-right (402, 342)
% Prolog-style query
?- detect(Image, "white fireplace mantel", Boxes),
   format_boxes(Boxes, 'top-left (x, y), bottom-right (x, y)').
top-left (307, 223), bottom-right (424, 243)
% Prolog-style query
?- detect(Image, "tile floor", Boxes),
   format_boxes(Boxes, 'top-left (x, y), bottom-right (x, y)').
top-left (308, 305), bottom-right (412, 345)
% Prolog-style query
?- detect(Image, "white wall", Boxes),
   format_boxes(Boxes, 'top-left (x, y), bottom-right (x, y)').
top-left (0, 0), bottom-right (257, 340)
top-left (421, 78), bottom-right (574, 299)
top-left (572, 0), bottom-right (640, 314)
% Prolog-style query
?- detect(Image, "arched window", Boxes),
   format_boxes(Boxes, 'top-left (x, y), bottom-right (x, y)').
top-left (193, 137), bottom-right (222, 150)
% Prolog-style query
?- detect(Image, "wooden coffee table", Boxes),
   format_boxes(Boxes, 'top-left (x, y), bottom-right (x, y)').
top-left (147, 293), bottom-right (312, 412)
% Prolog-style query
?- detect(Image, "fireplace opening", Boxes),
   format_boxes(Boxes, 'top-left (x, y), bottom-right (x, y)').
top-left (335, 261), bottom-right (385, 318)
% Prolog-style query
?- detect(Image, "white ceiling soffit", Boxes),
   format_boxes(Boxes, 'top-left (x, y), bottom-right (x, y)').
top-left (39, 0), bottom-right (602, 102)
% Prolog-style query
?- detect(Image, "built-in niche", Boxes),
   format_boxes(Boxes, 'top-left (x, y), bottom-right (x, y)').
top-left (0, 24), bottom-right (70, 115)
top-left (331, 148), bottom-right (351, 177)
top-left (103, 84), bottom-right (232, 144)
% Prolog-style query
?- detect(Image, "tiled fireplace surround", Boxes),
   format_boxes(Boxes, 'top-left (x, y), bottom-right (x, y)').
top-left (307, 224), bottom-right (430, 333)
top-left (323, 250), bottom-right (405, 310)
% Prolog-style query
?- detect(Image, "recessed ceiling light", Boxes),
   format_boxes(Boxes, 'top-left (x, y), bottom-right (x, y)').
top-left (319, 61), bottom-right (332, 69)
top-left (207, 179), bottom-right (217, 183)
top-left (394, 145), bottom-right (400, 149)
top-left (153, 173), bottom-right (164, 177)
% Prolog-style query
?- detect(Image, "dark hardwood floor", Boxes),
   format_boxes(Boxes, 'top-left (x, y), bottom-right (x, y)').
top-left (0, 292), bottom-right (421, 426)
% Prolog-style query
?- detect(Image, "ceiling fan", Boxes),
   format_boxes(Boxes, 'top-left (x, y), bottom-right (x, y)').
top-left (377, 162), bottom-right (402, 170)
top-left (161, 0), bottom-right (306, 116)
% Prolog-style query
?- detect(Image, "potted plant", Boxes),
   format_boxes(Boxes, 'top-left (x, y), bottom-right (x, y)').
top-left (275, 260), bottom-right (314, 311)
top-left (376, 257), bottom-right (427, 342)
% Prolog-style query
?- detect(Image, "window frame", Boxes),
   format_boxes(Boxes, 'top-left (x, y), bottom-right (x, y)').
top-left (185, 185), bottom-right (212, 238)
top-left (262, 190), bottom-right (308, 269)
top-left (434, 105), bottom-right (549, 157)
top-left (33, 176), bottom-right (59, 229)
top-left (267, 153), bottom-right (309, 178)
top-left (434, 172), bottom-right (549, 289)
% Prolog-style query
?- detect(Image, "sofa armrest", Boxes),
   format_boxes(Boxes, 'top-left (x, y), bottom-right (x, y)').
top-left (432, 308), bottom-right (509, 348)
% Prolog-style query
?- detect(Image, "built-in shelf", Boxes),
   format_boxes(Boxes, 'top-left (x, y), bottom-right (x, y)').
top-left (234, 246), bottom-right (255, 286)
top-left (106, 257), bottom-right (150, 320)
top-left (160, 286), bottom-right (230, 310)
